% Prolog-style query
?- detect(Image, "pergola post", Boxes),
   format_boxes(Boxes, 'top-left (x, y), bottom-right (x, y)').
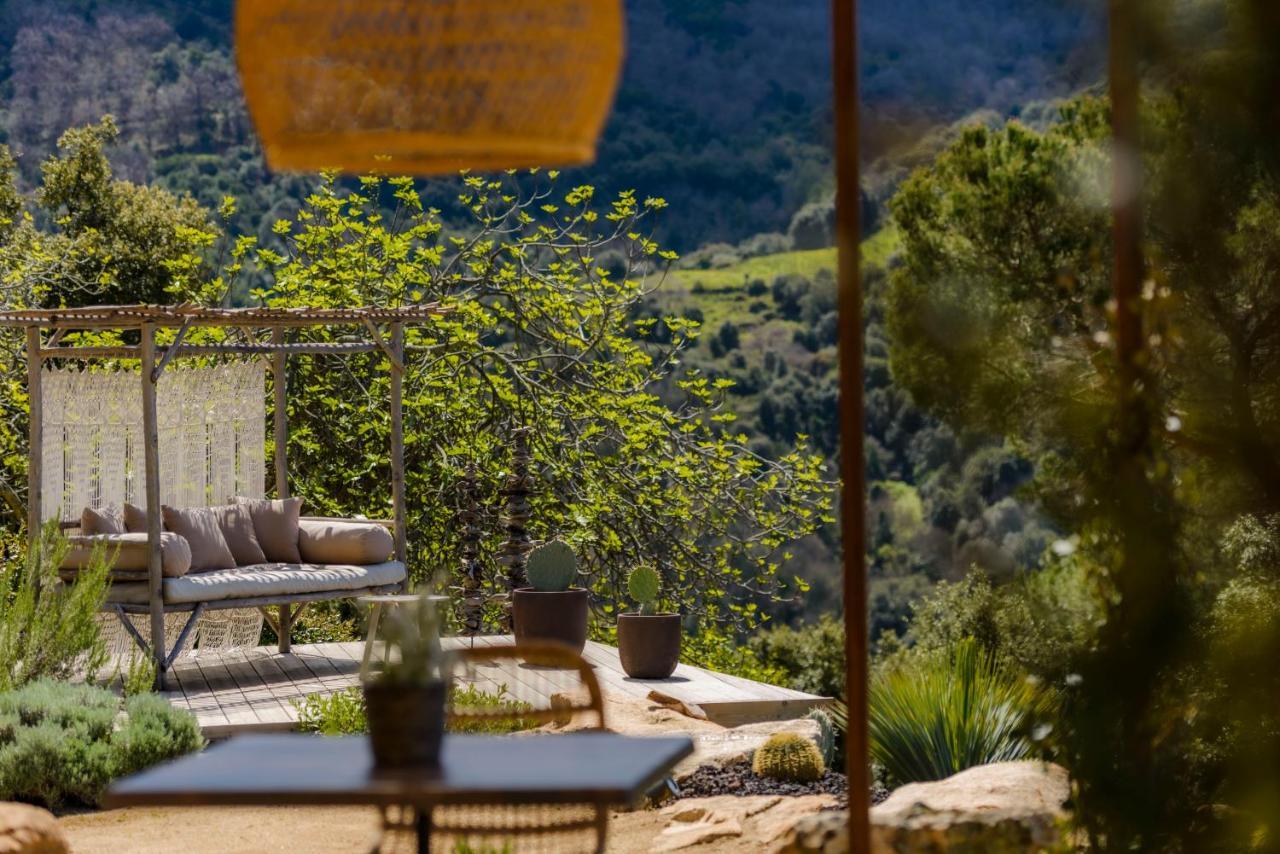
top-left (140, 322), bottom-right (167, 688)
top-left (25, 327), bottom-right (42, 536)
top-left (389, 322), bottom-right (407, 567)
top-left (271, 327), bottom-right (290, 499)
top-left (832, 0), bottom-right (870, 848)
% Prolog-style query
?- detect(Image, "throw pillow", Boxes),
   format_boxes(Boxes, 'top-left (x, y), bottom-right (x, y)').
top-left (161, 505), bottom-right (236, 571)
top-left (233, 496), bottom-right (303, 563)
top-left (123, 502), bottom-right (152, 534)
top-left (81, 506), bottom-right (124, 535)
top-left (212, 503), bottom-right (267, 566)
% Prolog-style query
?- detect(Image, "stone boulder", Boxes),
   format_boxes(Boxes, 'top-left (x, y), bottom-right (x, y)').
top-left (772, 761), bottom-right (1071, 853)
top-left (657, 794), bottom-right (836, 852)
top-left (0, 803), bottom-right (68, 854)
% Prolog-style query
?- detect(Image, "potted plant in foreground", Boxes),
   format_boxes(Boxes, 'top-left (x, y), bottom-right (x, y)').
top-left (617, 565), bottom-right (682, 678)
top-left (363, 593), bottom-right (451, 770)
top-left (512, 540), bottom-right (589, 653)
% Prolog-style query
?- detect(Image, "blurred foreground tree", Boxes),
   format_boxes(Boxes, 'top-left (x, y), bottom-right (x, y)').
top-left (888, 0), bottom-right (1280, 846)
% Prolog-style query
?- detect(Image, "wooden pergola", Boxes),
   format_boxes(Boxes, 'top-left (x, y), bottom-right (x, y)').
top-left (1, 303), bottom-right (447, 683)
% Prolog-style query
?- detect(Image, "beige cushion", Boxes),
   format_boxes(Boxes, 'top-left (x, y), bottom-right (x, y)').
top-left (123, 502), bottom-right (151, 534)
top-left (162, 506), bottom-right (236, 571)
top-left (212, 503), bottom-right (267, 566)
top-left (81, 506), bottom-right (124, 535)
top-left (62, 532), bottom-right (192, 578)
top-left (234, 497), bottom-right (303, 563)
top-left (298, 519), bottom-right (394, 566)
top-left (104, 561), bottom-right (407, 605)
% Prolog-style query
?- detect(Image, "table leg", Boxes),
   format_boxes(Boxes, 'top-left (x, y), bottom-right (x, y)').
top-left (361, 603), bottom-right (382, 679)
top-left (415, 805), bottom-right (432, 854)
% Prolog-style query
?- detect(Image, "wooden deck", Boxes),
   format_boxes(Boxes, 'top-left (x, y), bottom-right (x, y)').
top-left (162, 636), bottom-right (828, 738)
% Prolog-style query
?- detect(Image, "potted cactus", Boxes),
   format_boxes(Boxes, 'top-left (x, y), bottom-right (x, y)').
top-left (616, 565), bottom-right (682, 678)
top-left (363, 593), bottom-right (451, 770)
top-left (512, 540), bottom-right (589, 653)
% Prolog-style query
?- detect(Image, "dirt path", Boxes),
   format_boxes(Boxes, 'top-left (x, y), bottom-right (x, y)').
top-left (59, 804), bottom-right (746, 853)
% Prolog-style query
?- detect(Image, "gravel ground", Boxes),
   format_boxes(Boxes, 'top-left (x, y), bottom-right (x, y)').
top-left (676, 757), bottom-right (847, 799)
top-left (675, 757), bottom-right (892, 808)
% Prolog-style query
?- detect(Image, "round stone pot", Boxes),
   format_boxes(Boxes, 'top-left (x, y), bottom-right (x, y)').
top-left (617, 613), bottom-right (682, 679)
top-left (363, 680), bottom-right (447, 770)
top-left (512, 587), bottom-right (589, 653)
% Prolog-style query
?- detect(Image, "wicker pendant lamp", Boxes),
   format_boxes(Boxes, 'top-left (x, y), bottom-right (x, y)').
top-left (235, 0), bottom-right (625, 174)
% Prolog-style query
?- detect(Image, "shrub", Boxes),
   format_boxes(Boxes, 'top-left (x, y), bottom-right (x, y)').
top-left (752, 732), bottom-right (825, 782)
top-left (0, 525), bottom-right (111, 691)
top-left (0, 680), bottom-right (202, 808)
top-left (869, 638), bottom-right (1054, 786)
top-left (294, 687), bottom-right (367, 735)
top-left (748, 615), bottom-right (845, 698)
top-left (294, 685), bottom-right (539, 737)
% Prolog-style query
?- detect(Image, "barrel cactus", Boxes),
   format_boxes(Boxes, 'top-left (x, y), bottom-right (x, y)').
top-left (627, 565), bottom-right (661, 615)
top-left (526, 540), bottom-right (577, 592)
top-left (752, 732), bottom-right (826, 782)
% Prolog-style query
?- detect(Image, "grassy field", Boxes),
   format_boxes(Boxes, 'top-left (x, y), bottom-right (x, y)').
top-left (658, 227), bottom-right (900, 332)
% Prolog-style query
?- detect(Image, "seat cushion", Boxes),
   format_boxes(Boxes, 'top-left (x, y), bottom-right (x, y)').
top-left (299, 519), bottom-right (394, 566)
top-left (106, 560), bottom-right (407, 605)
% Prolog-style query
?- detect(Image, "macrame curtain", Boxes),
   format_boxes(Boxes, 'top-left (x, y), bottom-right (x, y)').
top-left (39, 363), bottom-right (266, 522)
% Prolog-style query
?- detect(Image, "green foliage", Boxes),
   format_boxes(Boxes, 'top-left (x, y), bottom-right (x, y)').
top-left (751, 731), bottom-right (825, 783)
top-left (869, 638), bottom-right (1054, 786)
top-left (525, 541), bottom-right (578, 593)
top-left (117, 653), bottom-right (157, 698)
top-left (0, 524), bottom-right (110, 691)
top-left (0, 680), bottom-right (202, 808)
top-left (626, 565), bottom-right (661, 615)
top-left (748, 615), bottom-right (845, 698)
top-left (294, 688), bottom-right (368, 736)
top-left (374, 593), bottom-right (446, 688)
top-left (295, 684), bottom-right (538, 737)
top-left (447, 685), bottom-right (539, 736)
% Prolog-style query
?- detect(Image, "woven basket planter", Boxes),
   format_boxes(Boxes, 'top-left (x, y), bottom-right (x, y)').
top-left (236, 0), bottom-right (626, 174)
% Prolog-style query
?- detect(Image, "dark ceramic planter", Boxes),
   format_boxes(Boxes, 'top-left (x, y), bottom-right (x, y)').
top-left (617, 613), bottom-right (682, 679)
top-left (512, 587), bottom-right (589, 653)
top-left (363, 680), bottom-right (447, 770)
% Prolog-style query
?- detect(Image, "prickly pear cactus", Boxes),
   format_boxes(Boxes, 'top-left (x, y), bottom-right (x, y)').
top-left (751, 732), bottom-right (825, 782)
top-left (525, 540), bottom-right (577, 591)
top-left (627, 566), bottom-right (661, 615)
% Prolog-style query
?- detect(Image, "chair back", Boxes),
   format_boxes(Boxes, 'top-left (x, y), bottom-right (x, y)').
top-left (413, 641), bottom-right (611, 853)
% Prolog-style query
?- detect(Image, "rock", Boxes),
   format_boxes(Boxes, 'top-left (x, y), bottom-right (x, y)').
top-left (870, 761), bottom-right (1070, 852)
top-left (772, 762), bottom-right (1071, 853)
top-left (656, 796), bottom-right (754, 851)
top-left (771, 810), bottom-right (848, 854)
top-left (0, 803), bottom-right (68, 854)
top-left (755, 795), bottom-right (840, 845)
top-left (658, 795), bottom-right (835, 852)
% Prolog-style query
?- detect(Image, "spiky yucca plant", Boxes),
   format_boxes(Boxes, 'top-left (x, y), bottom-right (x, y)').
top-left (869, 637), bottom-right (1054, 786)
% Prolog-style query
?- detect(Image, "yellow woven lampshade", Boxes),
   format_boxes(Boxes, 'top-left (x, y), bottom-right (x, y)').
top-left (235, 0), bottom-right (625, 175)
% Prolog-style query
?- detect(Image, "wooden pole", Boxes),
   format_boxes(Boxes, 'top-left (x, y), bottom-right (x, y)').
top-left (389, 322), bottom-right (407, 566)
top-left (140, 323), bottom-right (167, 688)
top-left (271, 327), bottom-right (289, 499)
top-left (832, 0), bottom-right (870, 848)
top-left (25, 327), bottom-right (42, 536)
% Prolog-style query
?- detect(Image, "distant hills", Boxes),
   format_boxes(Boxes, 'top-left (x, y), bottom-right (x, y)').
top-left (0, 0), bottom-right (1103, 250)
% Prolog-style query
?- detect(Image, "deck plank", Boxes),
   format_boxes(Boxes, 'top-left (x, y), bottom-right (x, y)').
top-left (163, 637), bottom-right (826, 736)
